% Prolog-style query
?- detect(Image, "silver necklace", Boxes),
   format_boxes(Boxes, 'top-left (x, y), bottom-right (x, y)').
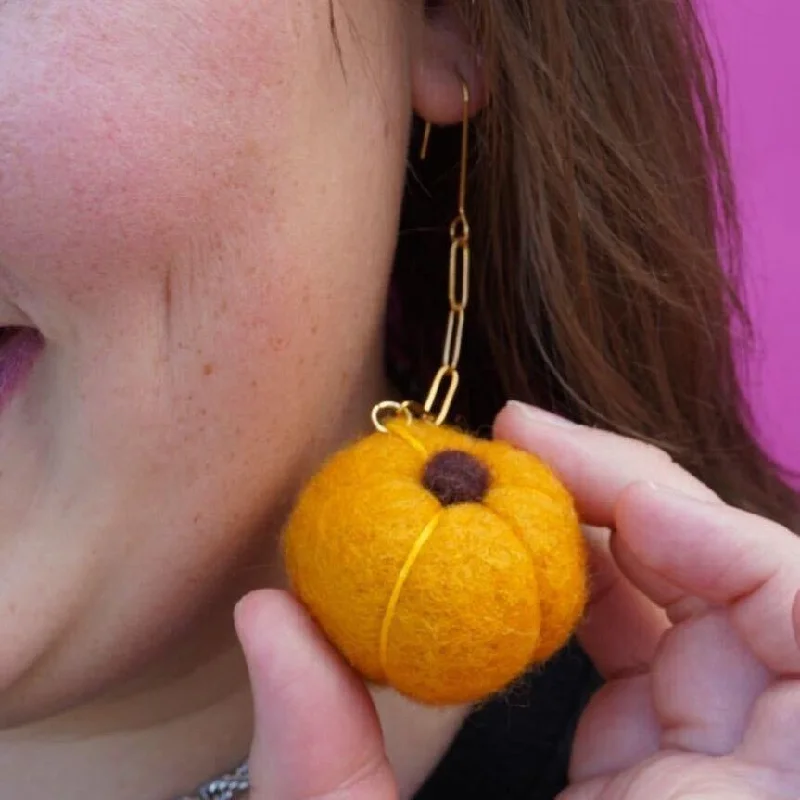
top-left (176, 761), bottom-right (250, 800)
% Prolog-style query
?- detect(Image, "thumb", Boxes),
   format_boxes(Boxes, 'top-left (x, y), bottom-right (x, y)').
top-left (234, 589), bottom-right (399, 800)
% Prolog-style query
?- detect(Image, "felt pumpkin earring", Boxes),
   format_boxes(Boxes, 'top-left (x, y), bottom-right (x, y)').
top-left (283, 83), bottom-right (588, 706)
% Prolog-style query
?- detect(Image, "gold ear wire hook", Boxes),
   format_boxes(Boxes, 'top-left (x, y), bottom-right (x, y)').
top-left (420, 121), bottom-right (432, 161)
top-left (457, 80), bottom-right (470, 216)
top-left (419, 81), bottom-right (470, 164)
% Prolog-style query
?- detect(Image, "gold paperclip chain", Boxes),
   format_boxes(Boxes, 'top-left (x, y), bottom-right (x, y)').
top-left (373, 82), bottom-right (472, 433)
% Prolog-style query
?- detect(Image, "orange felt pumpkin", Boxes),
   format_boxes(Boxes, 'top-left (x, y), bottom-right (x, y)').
top-left (282, 418), bottom-right (587, 706)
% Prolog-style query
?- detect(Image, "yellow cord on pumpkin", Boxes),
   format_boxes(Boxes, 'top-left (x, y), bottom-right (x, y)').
top-left (379, 511), bottom-right (442, 681)
top-left (385, 420), bottom-right (429, 458)
top-left (377, 419), bottom-right (437, 679)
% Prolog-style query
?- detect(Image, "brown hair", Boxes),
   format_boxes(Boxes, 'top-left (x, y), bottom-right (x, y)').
top-left (389, 0), bottom-right (798, 528)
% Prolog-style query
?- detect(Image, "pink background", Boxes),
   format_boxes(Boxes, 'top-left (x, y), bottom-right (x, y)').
top-left (705, 0), bottom-right (800, 479)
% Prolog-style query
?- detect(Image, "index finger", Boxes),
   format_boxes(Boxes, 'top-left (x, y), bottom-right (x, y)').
top-left (495, 402), bottom-right (800, 675)
top-left (493, 402), bottom-right (719, 527)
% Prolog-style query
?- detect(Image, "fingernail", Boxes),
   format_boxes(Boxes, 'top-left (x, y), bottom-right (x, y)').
top-left (506, 400), bottom-right (576, 428)
top-left (640, 481), bottom-right (696, 502)
top-left (233, 590), bottom-right (272, 650)
top-left (640, 481), bottom-right (719, 507)
top-left (642, 481), bottom-right (725, 514)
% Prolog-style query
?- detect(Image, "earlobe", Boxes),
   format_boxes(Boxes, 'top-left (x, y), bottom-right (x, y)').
top-left (411, 2), bottom-right (486, 126)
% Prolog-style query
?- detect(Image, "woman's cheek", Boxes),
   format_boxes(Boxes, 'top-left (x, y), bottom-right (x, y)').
top-left (0, 0), bottom-right (303, 321)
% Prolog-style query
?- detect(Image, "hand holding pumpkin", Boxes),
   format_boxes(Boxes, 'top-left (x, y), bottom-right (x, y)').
top-left (234, 402), bottom-right (800, 800)
top-left (496, 403), bottom-right (800, 800)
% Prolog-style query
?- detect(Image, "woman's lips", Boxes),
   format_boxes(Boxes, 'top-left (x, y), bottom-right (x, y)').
top-left (0, 328), bottom-right (44, 414)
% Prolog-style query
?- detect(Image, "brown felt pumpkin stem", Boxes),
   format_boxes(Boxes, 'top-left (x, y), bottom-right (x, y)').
top-left (422, 450), bottom-right (490, 506)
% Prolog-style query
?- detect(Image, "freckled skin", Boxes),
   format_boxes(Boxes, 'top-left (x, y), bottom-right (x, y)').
top-left (0, 0), bottom-right (412, 723)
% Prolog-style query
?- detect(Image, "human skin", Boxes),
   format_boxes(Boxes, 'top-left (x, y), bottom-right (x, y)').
top-left (0, 1), bottom-right (482, 797)
top-left (5, 2), bottom-right (797, 799)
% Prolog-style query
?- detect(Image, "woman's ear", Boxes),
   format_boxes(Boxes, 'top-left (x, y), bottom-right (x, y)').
top-left (411, 2), bottom-right (486, 125)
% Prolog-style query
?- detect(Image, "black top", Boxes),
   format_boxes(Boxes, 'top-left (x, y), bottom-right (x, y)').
top-left (414, 644), bottom-right (601, 800)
